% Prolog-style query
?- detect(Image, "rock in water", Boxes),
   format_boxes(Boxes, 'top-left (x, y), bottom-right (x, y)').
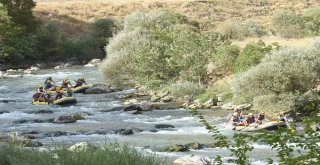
top-left (155, 124), bottom-right (175, 129)
top-left (166, 144), bottom-right (189, 152)
top-left (53, 116), bottom-right (76, 123)
top-left (85, 83), bottom-right (112, 94)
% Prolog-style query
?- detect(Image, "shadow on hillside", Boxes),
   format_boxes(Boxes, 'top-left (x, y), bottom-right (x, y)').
top-left (34, 10), bottom-right (90, 38)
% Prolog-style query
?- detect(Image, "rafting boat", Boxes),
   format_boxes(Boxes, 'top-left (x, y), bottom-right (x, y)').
top-left (32, 97), bottom-right (77, 105)
top-left (71, 85), bottom-right (92, 93)
top-left (226, 121), bottom-right (287, 132)
top-left (46, 85), bottom-right (92, 94)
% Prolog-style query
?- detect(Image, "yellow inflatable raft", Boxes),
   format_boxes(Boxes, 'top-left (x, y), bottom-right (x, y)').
top-left (226, 121), bottom-right (287, 132)
top-left (32, 97), bottom-right (77, 105)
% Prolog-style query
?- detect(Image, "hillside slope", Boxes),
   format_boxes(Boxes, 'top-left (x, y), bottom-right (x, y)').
top-left (34, 0), bottom-right (320, 37)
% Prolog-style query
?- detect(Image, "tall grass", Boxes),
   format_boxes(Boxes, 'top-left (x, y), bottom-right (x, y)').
top-left (0, 143), bottom-right (164, 165)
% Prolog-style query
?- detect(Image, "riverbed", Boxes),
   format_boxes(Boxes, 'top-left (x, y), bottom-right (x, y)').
top-left (0, 66), bottom-right (279, 164)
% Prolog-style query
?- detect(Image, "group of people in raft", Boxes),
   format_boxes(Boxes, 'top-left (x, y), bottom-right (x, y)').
top-left (32, 76), bottom-right (87, 103)
top-left (230, 110), bottom-right (287, 127)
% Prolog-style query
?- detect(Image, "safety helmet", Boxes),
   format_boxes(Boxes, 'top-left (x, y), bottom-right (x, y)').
top-left (248, 113), bottom-right (253, 116)
top-left (234, 112), bottom-right (239, 116)
top-left (80, 77), bottom-right (85, 80)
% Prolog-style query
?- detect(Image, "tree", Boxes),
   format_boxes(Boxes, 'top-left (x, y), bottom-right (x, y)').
top-left (0, 0), bottom-right (37, 32)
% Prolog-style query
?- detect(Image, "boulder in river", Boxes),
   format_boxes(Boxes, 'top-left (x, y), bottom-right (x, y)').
top-left (124, 104), bottom-right (142, 111)
top-left (155, 124), bottom-right (175, 129)
top-left (116, 129), bottom-right (134, 135)
top-left (166, 144), bottom-right (189, 152)
top-left (186, 142), bottom-right (205, 150)
top-left (85, 83), bottom-right (112, 94)
top-left (53, 116), bottom-right (76, 123)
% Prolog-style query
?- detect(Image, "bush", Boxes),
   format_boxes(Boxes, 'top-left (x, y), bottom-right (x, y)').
top-left (232, 45), bottom-right (320, 105)
top-left (252, 93), bottom-right (298, 114)
top-left (302, 7), bottom-right (320, 36)
top-left (232, 40), bottom-right (275, 73)
top-left (0, 143), bottom-right (164, 165)
top-left (167, 81), bottom-right (205, 98)
top-left (211, 44), bottom-right (240, 71)
top-left (197, 76), bottom-right (233, 103)
top-left (35, 22), bottom-right (60, 60)
top-left (219, 20), bottom-right (264, 40)
top-left (101, 11), bottom-right (230, 88)
top-left (271, 10), bottom-right (304, 38)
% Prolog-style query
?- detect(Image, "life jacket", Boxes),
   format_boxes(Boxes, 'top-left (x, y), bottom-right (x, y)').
top-left (75, 79), bottom-right (85, 87)
top-left (232, 115), bottom-right (240, 122)
top-left (246, 116), bottom-right (256, 124)
top-left (257, 114), bottom-right (265, 121)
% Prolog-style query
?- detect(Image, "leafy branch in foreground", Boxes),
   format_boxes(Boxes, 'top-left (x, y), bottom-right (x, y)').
top-left (192, 108), bottom-right (320, 164)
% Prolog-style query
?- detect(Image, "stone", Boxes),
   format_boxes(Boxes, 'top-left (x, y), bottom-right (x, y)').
top-left (221, 102), bottom-right (235, 110)
top-left (173, 155), bottom-right (212, 165)
top-left (0, 111), bottom-right (9, 114)
top-left (116, 129), bottom-right (134, 135)
top-left (85, 83), bottom-right (112, 94)
top-left (84, 63), bottom-right (95, 67)
top-left (29, 66), bottom-right (40, 71)
top-left (151, 95), bottom-right (161, 102)
top-left (204, 98), bottom-right (218, 107)
top-left (53, 116), bottom-right (76, 123)
top-left (155, 124), bottom-right (175, 129)
top-left (186, 142), bottom-right (204, 150)
top-left (71, 114), bottom-right (85, 121)
top-left (161, 96), bottom-right (173, 102)
top-left (158, 91), bottom-right (170, 98)
top-left (124, 104), bottom-right (142, 111)
top-left (234, 103), bottom-right (252, 111)
top-left (6, 69), bottom-right (17, 72)
top-left (123, 99), bottom-right (139, 106)
top-left (166, 144), bottom-right (189, 152)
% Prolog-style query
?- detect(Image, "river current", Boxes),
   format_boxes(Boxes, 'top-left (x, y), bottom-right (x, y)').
top-left (0, 66), bottom-right (278, 164)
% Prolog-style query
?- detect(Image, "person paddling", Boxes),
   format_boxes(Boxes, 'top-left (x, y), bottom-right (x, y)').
top-left (231, 112), bottom-right (245, 126)
top-left (74, 77), bottom-right (87, 88)
top-left (244, 113), bottom-right (257, 126)
top-left (61, 79), bottom-right (73, 90)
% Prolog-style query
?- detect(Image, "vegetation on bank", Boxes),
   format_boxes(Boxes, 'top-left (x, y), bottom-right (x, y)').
top-left (100, 9), bottom-right (320, 116)
top-left (0, 0), bottom-right (115, 67)
top-left (0, 143), bottom-right (164, 165)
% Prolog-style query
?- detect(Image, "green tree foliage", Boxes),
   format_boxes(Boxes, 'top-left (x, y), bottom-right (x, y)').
top-left (0, 0), bottom-right (37, 32)
top-left (212, 44), bottom-right (240, 71)
top-left (233, 40), bottom-right (275, 74)
top-left (232, 43), bottom-right (320, 113)
top-left (101, 11), bottom-right (230, 87)
top-left (35, 22), bottom-right (60, 60)
top-left (0, 3), bottom-right (34, 64)
top-left (272, 10), bottom-right (304, 38)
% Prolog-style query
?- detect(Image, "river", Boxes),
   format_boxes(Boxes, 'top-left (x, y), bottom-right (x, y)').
top-left (0, 66), bottom-right (279, 164)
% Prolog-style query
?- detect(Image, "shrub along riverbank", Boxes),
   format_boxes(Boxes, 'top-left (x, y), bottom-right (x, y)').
top-left (100, 10), bottom-right (320, 118)
top-left (0, 143), bottom-right (164, 165)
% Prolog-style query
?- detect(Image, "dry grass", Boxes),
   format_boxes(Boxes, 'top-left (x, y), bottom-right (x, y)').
top-left (34, 0), bottom-right (320, 37)
top-left (233, 36), bottom-right (320, 48)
